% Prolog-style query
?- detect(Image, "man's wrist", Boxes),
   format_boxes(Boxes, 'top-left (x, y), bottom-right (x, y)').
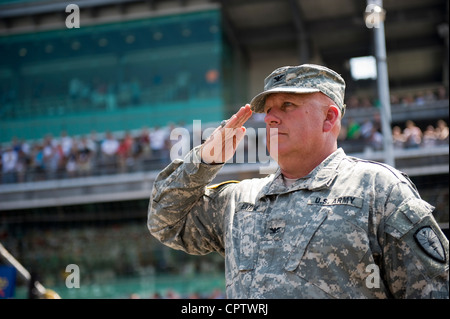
top-left (198, 144), bottom-right (224, 165)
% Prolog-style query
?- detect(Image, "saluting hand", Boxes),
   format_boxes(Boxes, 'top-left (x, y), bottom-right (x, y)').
top-left (201, 104), bottom-right (253, 164)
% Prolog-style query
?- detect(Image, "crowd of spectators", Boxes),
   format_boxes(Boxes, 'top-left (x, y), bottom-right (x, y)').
top-left (339, 117), bottom-right (449, 152)
top-left (0, 125), bottom-right (176, 184)
top-left (345, 85), bottom-right (447, 109)
top-left (1, 116), bottom-right (448, 185)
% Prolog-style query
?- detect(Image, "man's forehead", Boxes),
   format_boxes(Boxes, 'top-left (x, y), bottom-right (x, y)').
top-left (264, 92), bottom-right (325, 106)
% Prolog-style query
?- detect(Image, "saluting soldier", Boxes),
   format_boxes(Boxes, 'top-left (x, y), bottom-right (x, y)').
top-left (148, 64), bottom-right (449, 298)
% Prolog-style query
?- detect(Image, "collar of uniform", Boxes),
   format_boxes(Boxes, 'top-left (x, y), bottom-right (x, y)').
top-left (262, 148), bottom-right (346, 196)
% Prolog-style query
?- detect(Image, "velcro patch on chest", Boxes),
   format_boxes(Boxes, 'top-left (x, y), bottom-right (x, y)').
top-left (307, 196), bottom-right (363, 208)
top-left (236, 202), bottom-right (255, 211)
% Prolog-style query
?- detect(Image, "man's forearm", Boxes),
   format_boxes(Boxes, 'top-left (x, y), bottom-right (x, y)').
top-left (147, 146), bottom-right (224, 253)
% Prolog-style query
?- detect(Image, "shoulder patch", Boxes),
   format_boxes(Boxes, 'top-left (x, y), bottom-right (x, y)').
top-left (414, 226), bottom-right (446, 263)
top-left (207, 180), bottom-right (240, 189)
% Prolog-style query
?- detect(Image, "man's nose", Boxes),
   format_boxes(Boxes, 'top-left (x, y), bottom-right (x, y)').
top-left (264, 111), bottom-right (281, 125)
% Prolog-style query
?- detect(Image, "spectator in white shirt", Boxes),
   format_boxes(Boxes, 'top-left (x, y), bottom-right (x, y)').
top-left (1, 145), bottom-right (18, 184)
top-left (100, 131), bottom-right (119, 174)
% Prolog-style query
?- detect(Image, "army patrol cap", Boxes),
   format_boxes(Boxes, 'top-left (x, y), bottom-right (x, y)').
top-left (250, 64), bottom-right (346, 116)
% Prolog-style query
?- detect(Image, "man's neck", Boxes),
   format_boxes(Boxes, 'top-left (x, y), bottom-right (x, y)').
top-left (282, 175), bottom-right (299, 187)
top-left (280, 161), bottom-right (316, 179)
top-left (279, 147), bottom-right (337, 179)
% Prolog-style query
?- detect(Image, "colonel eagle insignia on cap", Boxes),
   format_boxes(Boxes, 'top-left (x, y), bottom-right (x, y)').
top-left (273, 74), bottom-right (284, 83)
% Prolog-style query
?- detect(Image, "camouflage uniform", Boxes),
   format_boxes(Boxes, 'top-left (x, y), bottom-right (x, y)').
top-left (148, 146), bottom-right (449, 299)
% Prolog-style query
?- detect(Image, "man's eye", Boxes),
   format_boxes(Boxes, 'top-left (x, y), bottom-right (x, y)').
top-left (265, 102), bottom-right (294, 113)
top-left (280, 103), bottom-right (292, 111)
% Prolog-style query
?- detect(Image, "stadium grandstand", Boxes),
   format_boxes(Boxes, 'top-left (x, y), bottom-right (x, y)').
top-left (0, 0), bottom-right (448, 299)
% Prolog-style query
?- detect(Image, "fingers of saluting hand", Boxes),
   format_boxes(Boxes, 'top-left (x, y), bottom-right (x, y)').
top-left (223, 104), bottom-right (252, 129)
top-left (201, 104), bottom-right (252, 164)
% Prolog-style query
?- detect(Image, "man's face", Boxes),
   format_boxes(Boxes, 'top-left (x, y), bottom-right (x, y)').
top-left (263, 92), bottom-right (329, 161)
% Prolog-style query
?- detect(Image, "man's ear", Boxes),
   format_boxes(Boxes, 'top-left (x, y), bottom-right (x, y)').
top-left (323, 105), bottom-right (340, 132)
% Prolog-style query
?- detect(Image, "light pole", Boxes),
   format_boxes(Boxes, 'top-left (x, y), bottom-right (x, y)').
top-left (365, 0), bottom-right (395, 167)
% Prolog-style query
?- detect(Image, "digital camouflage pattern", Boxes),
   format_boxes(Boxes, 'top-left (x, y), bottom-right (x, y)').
top-left (148, 146), bottom-right (449, 299)
top-left (250, 64), bottom-right (347, 116)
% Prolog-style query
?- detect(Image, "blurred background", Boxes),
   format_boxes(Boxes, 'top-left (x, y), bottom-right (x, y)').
top-left (0, 0), bottom-right (448, 299)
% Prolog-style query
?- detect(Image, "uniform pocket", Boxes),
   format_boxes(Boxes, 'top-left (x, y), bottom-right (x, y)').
top-left (284, 207), bottom-right (330, 271)
top-left (233, 209), bottom-right (264, 271)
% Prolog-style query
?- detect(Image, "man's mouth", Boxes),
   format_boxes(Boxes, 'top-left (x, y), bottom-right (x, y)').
top-left (267, 128), bottom-right (286, 137)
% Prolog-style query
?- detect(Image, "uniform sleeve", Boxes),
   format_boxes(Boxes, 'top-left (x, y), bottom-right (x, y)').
top-left (147, 145), bottom-right (234, 256)
top-left (381, 182), bottom-right (449, 299)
